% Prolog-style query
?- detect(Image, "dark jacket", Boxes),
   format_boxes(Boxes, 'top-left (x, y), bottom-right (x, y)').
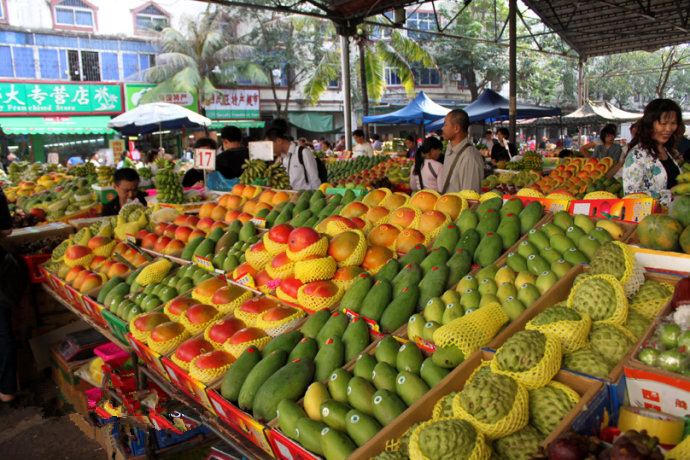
top-left (216, 147), bottom-right (249, 179)
top-left (102, 191), bottom-right (148, 217)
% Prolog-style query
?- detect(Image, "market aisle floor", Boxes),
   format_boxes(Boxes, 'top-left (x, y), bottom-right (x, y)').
top-left (0, 378), bottom-right (104, 459)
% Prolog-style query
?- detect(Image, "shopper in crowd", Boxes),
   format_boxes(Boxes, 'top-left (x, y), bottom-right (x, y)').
top-left (265, 128), bottom-right (321, 190)
top-left (334, 135), bottom-right (346, 152)
top-left (312, 139), bottom-right (322, 152)
top-left (182, 137), bottom-right (218, 187)
top-left (371, 134), bottom-right (383, 151)
top-left (102, 167), bottom-right (148, 216)
top-left (491, 127), bottom-right (517, 164)
top-left (216, 126), bottom-right (249, 180)
top-left (587, 124), bottom-right (623, 161)
top-left (352, 129), bottom-right (374, 158)
top-left (298, 137), bottom-right (309, 149)
top-left (623, 99), bottom-right (684, 207)
top-left (579, 123), bottom-right (613, 156)
top-left (0, 187), bottom-right (28, 404)
top-left (440, 109), bottom-right (484, 194)
top-left (322, 141), bottom-right (334, 157)
top-left (676, 134), bottom-right (690, 162)
top-left (410, 136), bottom-right (444, 192)
top-left (484, 130), bottom-right (495, 151)
top-left (405, 135), bottom-right (418, 159)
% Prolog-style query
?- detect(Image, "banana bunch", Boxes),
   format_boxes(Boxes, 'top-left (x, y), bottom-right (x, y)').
top-left (239, 159), bottom-right (267, 185)
top-left (266, 163), bottom-right (291, 189)
top-left (97, 165), bottom-right (115, 186)
top-left (71, 162), bottom-right (96, 177)
top-left (154, 158), bottom-right (174, 170)
top-left (137, 167), bottom-right (153, 180)
top-left (155, 168), bottom-right (185, 204)
top-left (498, 172), bottom-right (514, 184)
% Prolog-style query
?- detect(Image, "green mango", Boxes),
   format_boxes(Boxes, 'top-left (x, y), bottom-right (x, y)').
top-left (338, 273), bottom-right (373, 314)
top-left (342, 318), bottom-right (370, 362)
top-left (395, 371), bottom-right (430, 406)
top-left (456, 208), bottom-right (478, 233)
top-left (372, 389), bottom-right (408, 426)
top-left (345, 409), bottom-right (381, 447)
top-left (432, 223), bottom-right (460, 253)
top-left (380, 285), bottom-right (419, 333)
top-left (359, 279), bottom-right (393, 322)
top-left (314, 336), bottom-right (345, 382)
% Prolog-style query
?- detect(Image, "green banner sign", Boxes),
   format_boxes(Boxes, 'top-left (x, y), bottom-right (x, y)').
top-left (0, 82), bottom-right (122, 114)
top-left (125, 84), bottom-right (198, 112)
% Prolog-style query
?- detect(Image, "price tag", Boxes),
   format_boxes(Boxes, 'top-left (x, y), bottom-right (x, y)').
top-left (250, 217), bottom-right (266, 228)
top-left (194, 148), bottom-right (216, 170)
top-left (234, 274), bottom-right (255, 288)
top-left (193, 255), bottom-right (214, 272)
top-left (248, 141), bottom-right (274, 161)
top-left (125, 233), bottom-right (137, 245)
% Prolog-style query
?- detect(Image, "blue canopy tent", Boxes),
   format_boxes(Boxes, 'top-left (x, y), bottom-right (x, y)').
top-left (425, 89), bottom-right (561, 131)
top-left (362, 91), bottom-right (451, 126)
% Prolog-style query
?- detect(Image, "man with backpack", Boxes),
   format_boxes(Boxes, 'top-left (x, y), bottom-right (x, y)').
top-left (265, 127), bottom-right (324, 190)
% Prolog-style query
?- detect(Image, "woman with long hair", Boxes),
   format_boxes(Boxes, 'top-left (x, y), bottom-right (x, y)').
top-left (410, 136), bottom-right (444, 192)
top-left (622, 99), bottom-right (684, 206)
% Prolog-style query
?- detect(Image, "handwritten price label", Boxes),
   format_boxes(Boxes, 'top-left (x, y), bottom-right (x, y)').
top-left (194, 148), bottom-right (216, 170)
top-left (193, 255), bottom-right (214, 272)
top-left (234, 274), bottom-right (255, 288)
top-left (250, 217), bottom-right (266, 228)
top-left (125, 233), bottom-right (137, 245)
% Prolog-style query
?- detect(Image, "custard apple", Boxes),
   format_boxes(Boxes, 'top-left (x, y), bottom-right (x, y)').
top-left (563, 347), bottom-right (614, 378)
top-left (373, 451), bottom-right (406, 460)
top-left (397, 422), bottom-right (422, 457)
top-left (588, 323), bottom-right (635, 366)
top-left (492, 424), bottom-right (544, 460)
top-left (529, 383), bottom-right (579, 436)
top-left (495, 330), bottom-right (547, 372)
top-left (433, 392), bottom-right (459, 420)
top-left (459, 366), bottom-right (518, 424)
top-left (416, 419), bottom-right (478, 460)
top-left (630, 280), bottom-right (673, 304)
top-left (624, 309), bottom-right (651, 339)
top-left (569, 276), bottom-right (619, 322)
top-left (589, 242), bottom-right (626, 279)
top-left (529, 305), bottom-right (582, 326)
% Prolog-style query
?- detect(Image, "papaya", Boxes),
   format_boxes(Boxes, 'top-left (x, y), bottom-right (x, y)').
top-left (637, 214), bottom-right (683, 251)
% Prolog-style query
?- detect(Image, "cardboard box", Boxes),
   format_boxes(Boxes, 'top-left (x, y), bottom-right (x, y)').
top-left (91, 185), bottom-right (118, 204)
top-left (628, 244), bottom-right (690, 275)
top-left (345, 350), bottom-right (606, 460)
top-left (51, 345), bottom-right (94, 416)
top-left (568, 197), bottom-right (659, 223)
top-left (0, 222), bottom-right (73, 251)
top-left (487, 264), bottom-right (682, 424)
top-left (68, 216), bottom-right (106, 231)
top-left (30, 320), bottom-right (92, 370)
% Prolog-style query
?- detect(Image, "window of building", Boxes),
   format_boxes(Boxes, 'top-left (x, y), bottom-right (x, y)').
top-left (0, 1), bottom-right (7, 22)
top-left (66, 49), bottom-right (101, 81)
top-left (328, 78), bottom-right (340, 89)
top-left (407, 12), bottom-right (435, 39)
top-left (412, 67), bottom-right (440, 86)
top-left (371, 12), bottom-right (393, 39)
top-left (123, 52), bottom-right (155, 81)
top-left (384, 67), bottom-right (401, 86)
top-left (13, 47), bottom-right (35, 78)
top-left (54, 0), bottom-right (95, 29)
top-left (134, 3), bottom-right (169, 34)
top-left (0, 46), bottom-right (12, 77)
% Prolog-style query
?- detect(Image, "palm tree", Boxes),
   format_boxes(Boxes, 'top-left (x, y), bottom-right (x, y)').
top-left (304, 24), bottom-right (436, 135)
top-left (143, 8), bottom-right (268, 113)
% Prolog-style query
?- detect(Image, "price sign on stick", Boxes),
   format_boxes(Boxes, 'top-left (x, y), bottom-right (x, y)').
top-left (194, 148), bottom-right (216, 170)
top-left (248, 141), bottom-right (274, 161)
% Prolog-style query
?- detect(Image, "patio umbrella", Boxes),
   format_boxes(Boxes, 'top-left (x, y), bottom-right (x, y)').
top-left (108, 102), bottom-right (211, 144)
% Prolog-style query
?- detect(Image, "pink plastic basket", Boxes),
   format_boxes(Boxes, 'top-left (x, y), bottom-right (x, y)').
top-left (94, 342), bottom-right (129, 366)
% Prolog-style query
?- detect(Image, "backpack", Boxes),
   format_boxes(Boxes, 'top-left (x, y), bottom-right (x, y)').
top-left (297, 146), bottom-right (328, 184)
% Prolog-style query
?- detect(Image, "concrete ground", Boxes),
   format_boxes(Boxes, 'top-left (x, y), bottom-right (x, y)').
top-left (0, 378), bottom-right (104, 459)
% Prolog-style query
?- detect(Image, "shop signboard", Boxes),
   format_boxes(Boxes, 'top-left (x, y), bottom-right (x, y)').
top-left (124, 84), bottom-right (198, 112)
top-left (203, 89), bottom-right (260, 119)
top-left (109, 139), bottom-right (125, 157)
top-left (0, 81), bottom-right (122, 115)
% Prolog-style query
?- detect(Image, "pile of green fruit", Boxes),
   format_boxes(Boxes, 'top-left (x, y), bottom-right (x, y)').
top-left (155, 168), bottom-right (185, 204)
top-left (239, 159), bottom-right (267, 186)
top-left (137, 167), bottom-right (153, 180)
top-left (585, 177), bottom-right (622, 197)
top-left (482, 170), bottom-right (540, 189)
top-left (325, 156), bottom-right (387, 183)
top-left (71, 162), bottom-right (96, 177)
top-left (505, 151), bottom-right (542, 171)
top-left (265, 163), bottom-right (291, 189)
top-left (381, 138), bottom-right (407, 153)
top-left (181, 219), bottom-right (260, 273)
top-left (637, 319), bottom-right (690, 375)
top-left (263, 189), bottom-right (356, 229)
top-left (97, 165), bottom-right (115, 186)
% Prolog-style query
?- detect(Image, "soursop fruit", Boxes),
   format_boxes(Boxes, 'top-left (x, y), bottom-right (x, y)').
top-left (568, 276), bottom-right (619, 322)
top-left (492, 424), bottom-right (544, 460)
top-left (459, 366), bottom-right (518, 424)
top-left (588, 323), bottom-right (635, 366)
top-left (416, 419), bottom-right (478, 460)
top-left (588, 242), bottom-right (626, 279)
top-left (572, 272), bottom-right (592, 286)
top-left (528, 383), bottom-right (579, 436)
top-left (630, 280), bottom-right (673, 304)
top-left (563, 347), bottom-right (613, 378)
top-left (433, 392), bottom-right (459, 420)
top-left (373, 451), bottom-right (406, 460)
top-left (528, 305), bottom-right (583, 326)
top-left (624, 309), bottom-right (651, 339)
top-left (495, 330), bottom-right (547, 372)
top-left (398, 422), bottom-right (422, 458)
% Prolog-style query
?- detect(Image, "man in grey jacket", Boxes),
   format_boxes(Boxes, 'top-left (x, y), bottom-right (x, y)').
top-left (265, 128), bottom-right (321, 190)
top-left (440, 109), bottom-right (484, 194)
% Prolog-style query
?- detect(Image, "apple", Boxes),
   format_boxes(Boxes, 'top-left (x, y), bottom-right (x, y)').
top-left (175, 337), bottom-right (215, 364)
top-left (154, 236), bottom-right (172, 253)
top-left (227, 327), bottom-right (267, 345)
top-left (262, 306), bottom-right (297, 322)
top-left (288, 227), bottom-right (321, 252)
top-left (167, 297), bottom-right (197, 316)
top-left (174, 226), bottom-right (193, 243)
top-left (132, 312), bottom-right (169, 334)
top-left (268, 224), bottom-right (294, 244)
top-left (207, 318), bottom-right (246, 344)
top-left (150, 321), bottom-right (186, 343)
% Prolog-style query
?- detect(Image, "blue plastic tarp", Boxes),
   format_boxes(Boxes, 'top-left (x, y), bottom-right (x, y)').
top-left (362, 91), bottom-right (451, 125)
top-left (425, 89), bottom-right (561, 131)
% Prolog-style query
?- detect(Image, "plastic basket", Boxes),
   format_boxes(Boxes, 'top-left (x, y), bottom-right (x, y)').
top-left (152, 424), bottom-right (210, 450)
top-left (112, 423), bottom-right (148, 457)
top-left (101, 309), bottom-right (132, 347)
top-left (94, 342), bottom-right (129, 367)
top-left (21, 254), bottom-right (51, 283)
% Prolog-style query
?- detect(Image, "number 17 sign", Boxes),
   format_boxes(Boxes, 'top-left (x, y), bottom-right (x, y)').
top-left (194, 148), bottom-right (216, 170)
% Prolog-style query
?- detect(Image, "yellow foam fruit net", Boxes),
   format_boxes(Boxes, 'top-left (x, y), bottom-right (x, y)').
top-left (338, 230), bottom-right (368, 268)
top-left (74, 228), bottom-right (92, 246)
top-left (452, 363), bottom-right (529, 440)
top-left (515, 188), bottom-right (544, 198)
top-left (114, 221), bottom-right (143, 241)
top-left (191, 290), bottom-right (214, 306)
top-left (324, 220), bottom-right (357, 238)
top-left (233, 309), bottom-right (263, 327)
top-left (386, 206), bottom-right (422, 229)
top-left (609, 241), bottom-right (646, 298)
top-left (526, 312), bottom-right (592, 353)
top-left (417, 211), bottom-right (451, 242)
top-left (265, 257), bottom-right (295, 280)
top-left (180, 308), bottom-right (224, 335)
top-left (479, 191), bottom-right (502, 202)
top-left (458, 190), bottom-right (481, 201)
top-left (135, 258), bottom-right (173, 286)
top-left (254, 309), bottom-right (306, 337)
top-left (545, 193), bottom-right (575, 201)
top-left (245, 246), bottom-right (272, 271)
top-left (332, 273), bottom-right (360, 291)
top-left (408, 417), bottom-right (491, 460)
top-left (297, 283), bottom-right (343, 313)
top-left (129, 315), bottom-right (163, 343)
top-left (262, 233), bottom-right (288, 256)
top-left (294, 256), bottom-right (337, 283)
top-left (666, 433), bottom-right (690, 460)
top-left (189, 352), bottom-right (234, 384)
top-left (146, 327), bottom-right (190, 355)
top-left (382, 192), bottom-right (410, 210)
top-left (431, 392), bottom-right (458, 421)
top-left (629, 282), bottom-right (674, 321)
top-left (212, 288), bottom-right (254, 315)
top-left (223, 335), bottom-right (272, 358)
top-left (434, 193), bottom-right (469, 219)
top-left (545, 380), bottom-right (581, 407)
top-left (584, 191), bottom-right (618, 200)
top-left (275, 285), bottom-right (299, 304)
top-left (432, 302), bottom-right (509, 357)
top-left (170, 341), bottom-right (217, 372)
top-left (65, 251), bottom-right (95, 269)
top-left (163, 298), bottom-right (189, 323)
top-left (92, 240), bottom-right (117, 258)
top-left (490, 333), bottom-right (563, 390)
top-left (286, 236), bottom-right (329, 261)
top-left (362, 187), bottom-right (392, 207)
top-left (567, 273), bottom-right (629, 327)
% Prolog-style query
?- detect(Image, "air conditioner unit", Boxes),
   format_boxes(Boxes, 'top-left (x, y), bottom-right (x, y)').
top-left (450, 73), bottom-right (464, 81)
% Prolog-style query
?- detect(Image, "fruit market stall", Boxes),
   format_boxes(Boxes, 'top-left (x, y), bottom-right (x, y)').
top-left (25, 175), bottom-right (690, 460)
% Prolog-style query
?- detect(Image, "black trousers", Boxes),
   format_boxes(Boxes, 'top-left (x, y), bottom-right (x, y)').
top-left (0, 304), bottom-right (15, 394)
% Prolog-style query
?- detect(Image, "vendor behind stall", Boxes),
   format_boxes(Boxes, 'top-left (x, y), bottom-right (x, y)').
top-left (102, 168), bottom-right (148, 216)
top-left (182, 137), bottom-right (218, 187)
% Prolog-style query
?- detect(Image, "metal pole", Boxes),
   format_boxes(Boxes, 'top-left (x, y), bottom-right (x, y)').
top-left (509, 0), bottom-right (517, 145)
top-left (340, 34), bottom-right (353, 151)
top-left (578, 59), bottom-right (584, 148)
